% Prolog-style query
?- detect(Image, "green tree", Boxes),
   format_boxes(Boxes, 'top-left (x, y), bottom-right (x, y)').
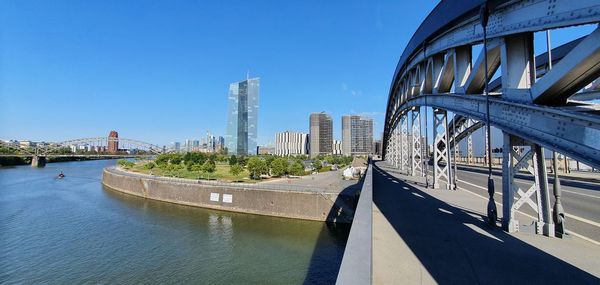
top-left (155, 154), bottom-right (169, 166)
top-left (238, 156), bottom-right (248, 167)
top-left (288, 161), bottom-right (305, 176)
top-left (229, 164), bottom-right (244, 181)
top-left (264, 155), bottom-right (276, 169)
top-left (170, 154), bottom-right (183, 165)
top-left (270, 157), bottom-right (289, 177)
top-left (202, 160), bottom-right (216, 179)
top-left (312, 159), bottom-right (322, 171)
top-left (229, 155), bottom-right (238, 166)
top-left (247, 157), bottom-right (268, 180)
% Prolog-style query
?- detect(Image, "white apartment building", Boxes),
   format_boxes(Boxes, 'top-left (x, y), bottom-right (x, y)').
top-left (275, 131), bottom-right (309, 156)
top-left (332, 139), bottom-right (342, 155)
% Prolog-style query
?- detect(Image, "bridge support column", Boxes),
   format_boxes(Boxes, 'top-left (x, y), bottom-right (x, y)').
top-left (410, 108), bottom-right (423, 176)
top-left (433, 109), bottom-right (452, 189)
top-left (394, 126), bottom-right (400, 169)
top-left (401, 115), bottom-right (409, 174)
top-left (467, 134), bottom-right (473, 165)
top-left (501, 132), bottom-right (554, 236)
top-left (31, 156), bottom-right (46, 168)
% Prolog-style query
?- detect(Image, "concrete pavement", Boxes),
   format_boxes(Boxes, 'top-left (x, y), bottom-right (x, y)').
top-left (371, 161), bottom-right (600, 284)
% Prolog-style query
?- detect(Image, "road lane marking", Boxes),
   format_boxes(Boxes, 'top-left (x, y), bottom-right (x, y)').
top-left (564, 214), bottom-right (600, 228)
top-left (458, 185), bottom-right (600, 246)
top-left (457, 179), bottom-right (503, 196)
top-left (458, 179), bottom-right (600, 229)
top-left (457, 170), bottom-right (600, 199)
top-left (381, 166), bottom-right (600, 245)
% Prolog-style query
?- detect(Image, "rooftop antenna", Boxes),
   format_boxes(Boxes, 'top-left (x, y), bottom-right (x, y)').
top-left (246, 69), bottom-right (250, 80)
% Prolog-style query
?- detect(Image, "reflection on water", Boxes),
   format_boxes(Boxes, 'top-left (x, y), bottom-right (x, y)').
top-left (0, 160), bottom-right (349, 284)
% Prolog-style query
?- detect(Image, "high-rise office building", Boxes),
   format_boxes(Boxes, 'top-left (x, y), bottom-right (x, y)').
top-left (342, 115), bottom-right (373, 156)
top-left (215, 136), bottom-right (225, 152)
top-left (309, 112), bottom-right (333, 158)
top-left (108, 130), bottom-right (119, 154)
top-left (185, 139), bottom-right (192, 152)
top-left (226, 77), bottom-right (260, 155)
top-left (275, 131), bottom-right (309, 156)
top-left (172, 142), bottom-right (181, 152)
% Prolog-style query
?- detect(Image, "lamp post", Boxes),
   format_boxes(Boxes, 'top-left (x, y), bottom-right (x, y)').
top-left (547, 30), bottom-right (566, 237)
top-left (481, 3), bottom-right (497, 225)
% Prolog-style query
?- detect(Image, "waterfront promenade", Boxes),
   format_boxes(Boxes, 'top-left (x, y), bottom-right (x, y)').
top-left (338, 161), bottom-right (600, 284)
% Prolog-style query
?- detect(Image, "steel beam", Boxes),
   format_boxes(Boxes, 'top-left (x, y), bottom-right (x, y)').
top-left (532, 27), bottom-right (600, 105)
top-left (391, 94), bottom-right (600, 169)
top-left (500, 32), bottom-right (536, 103)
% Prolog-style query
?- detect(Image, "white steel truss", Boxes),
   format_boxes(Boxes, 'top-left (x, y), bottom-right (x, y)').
top-left (401, 115), bottom-right (409, 173)
top-left (433, 110), bottom-right (452, 189)
top-left (502, 133), bottom-right (554, 236)
top-left (410, 108), bottom-right (423, 176)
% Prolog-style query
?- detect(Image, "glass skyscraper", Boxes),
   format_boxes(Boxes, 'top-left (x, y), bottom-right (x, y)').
top-left (226, 77), bottom-right (259, 155)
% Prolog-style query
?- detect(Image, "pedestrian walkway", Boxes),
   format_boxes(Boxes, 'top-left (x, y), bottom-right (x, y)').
top-left (371, 161), bottom-right (600, 284)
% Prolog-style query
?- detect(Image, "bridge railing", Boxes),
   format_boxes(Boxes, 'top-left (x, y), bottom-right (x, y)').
top-left (336, 162), bottom-right (372, 285)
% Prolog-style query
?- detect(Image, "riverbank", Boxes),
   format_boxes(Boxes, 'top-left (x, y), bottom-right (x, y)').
top-left (102, 167), bottom-right (359, 223)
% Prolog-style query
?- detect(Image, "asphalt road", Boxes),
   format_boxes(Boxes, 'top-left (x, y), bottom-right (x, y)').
top-left (451, 167), bottom-right (600, 244)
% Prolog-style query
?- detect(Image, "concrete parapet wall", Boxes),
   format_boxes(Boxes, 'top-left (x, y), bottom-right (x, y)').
top-left (102, 167), bottom-right (354, 222)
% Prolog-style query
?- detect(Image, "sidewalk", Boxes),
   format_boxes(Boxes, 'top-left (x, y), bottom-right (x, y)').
top-left (372, 161), bottom-right (599, 284)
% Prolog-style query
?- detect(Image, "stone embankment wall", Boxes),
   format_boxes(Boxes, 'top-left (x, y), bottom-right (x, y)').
top-left (102, 167), bottom-right (356, 223)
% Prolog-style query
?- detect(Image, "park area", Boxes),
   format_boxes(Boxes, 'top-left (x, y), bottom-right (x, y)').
top-left (117, 152), bottom-right (355, 183)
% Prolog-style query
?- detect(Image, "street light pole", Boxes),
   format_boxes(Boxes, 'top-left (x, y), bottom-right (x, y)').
top-left (547, 29), bottom-right (566, 237)
top-left (480, 3), bottom-right (498, 225)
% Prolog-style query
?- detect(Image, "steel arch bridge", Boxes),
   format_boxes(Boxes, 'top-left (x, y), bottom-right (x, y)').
top-left (383, 0), bottom-right (600, 238)
top-left (1, 137), bottom-right (165, 157)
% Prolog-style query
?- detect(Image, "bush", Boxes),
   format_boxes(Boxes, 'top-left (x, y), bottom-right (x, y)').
top-left (143, 162), bottom-right (156, 170)
top-left (312, 159), bottom-right (322, 171)
top-left (117, 159), bottom-right (135, 169)
top-left (270, 157), bottom-right (289, 177)
top-left (230, 164), bottom-right (244, 178)
top-left (190, 163), bottom-right (203, 172)
top-left (319, 165), bottom-right (332, 172)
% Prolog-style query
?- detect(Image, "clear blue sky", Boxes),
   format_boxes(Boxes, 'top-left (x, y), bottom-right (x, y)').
top-left (0, 0), bottom-right (438, 146)
top-left (0, 1), bottom-right (595, 150)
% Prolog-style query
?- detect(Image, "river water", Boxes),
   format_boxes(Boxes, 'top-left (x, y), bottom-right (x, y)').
top-left (0, 160), bottom-right (350, 284)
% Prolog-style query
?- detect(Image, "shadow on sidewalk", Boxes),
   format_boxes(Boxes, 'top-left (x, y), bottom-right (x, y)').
top-left (371, 162), bottom-right (598, 284)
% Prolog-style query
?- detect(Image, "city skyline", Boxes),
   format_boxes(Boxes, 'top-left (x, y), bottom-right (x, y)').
top-left (1, 1), bottom-right (594, 148)
top-left (0, 1), bottom-right (443, 146)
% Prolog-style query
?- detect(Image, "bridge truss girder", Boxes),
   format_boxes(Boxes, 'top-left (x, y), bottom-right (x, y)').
top-left (502, 133), bottom-right (554, 236)
top-left (391, 94), bottom-right (600, 170)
